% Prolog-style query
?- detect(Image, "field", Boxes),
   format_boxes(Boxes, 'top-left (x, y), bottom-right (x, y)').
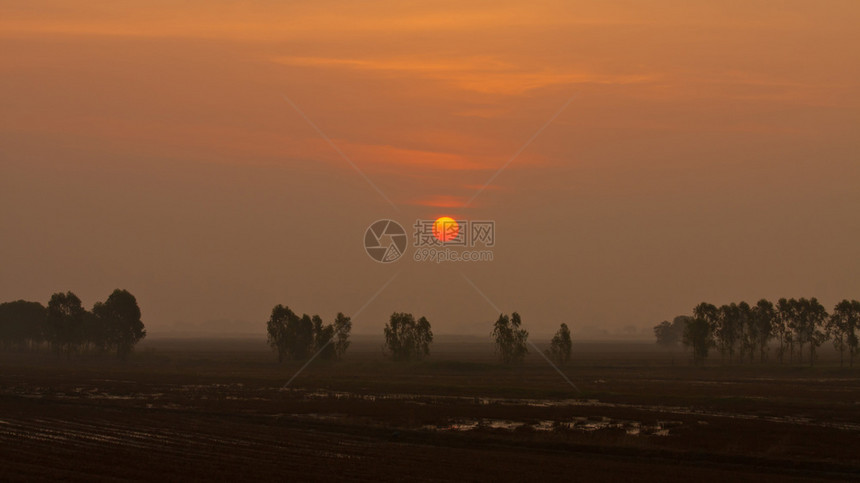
top-left (1, 337), bottom-right (859, 481)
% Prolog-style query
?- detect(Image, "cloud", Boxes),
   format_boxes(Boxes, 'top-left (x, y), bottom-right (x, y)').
top-left (340, 142), bottom-right (498, 171)
top-left (408, 195), bottom-right (470, 208)
top-left (272, 55), bottom-right (659, 95)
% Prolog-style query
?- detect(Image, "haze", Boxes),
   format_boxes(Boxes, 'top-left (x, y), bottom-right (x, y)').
top-left (1, 1), bottom-right (858, 338)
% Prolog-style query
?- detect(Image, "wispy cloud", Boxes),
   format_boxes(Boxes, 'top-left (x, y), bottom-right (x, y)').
top-left (340, 142), bottom-right (502, 171)
top-left (408, 195), bottom-right (469, 208)
top-left (272, 55), bottom-right (658, 95)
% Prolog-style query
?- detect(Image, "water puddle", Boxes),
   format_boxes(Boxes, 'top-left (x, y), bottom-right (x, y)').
top-left (293, 389), bottom-right (860, 432)
top-left (424, 416), bottom-right (677, 436)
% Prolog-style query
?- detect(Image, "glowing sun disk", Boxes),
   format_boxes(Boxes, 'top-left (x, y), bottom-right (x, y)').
top-left (433, 216), bottom-right (459, 242)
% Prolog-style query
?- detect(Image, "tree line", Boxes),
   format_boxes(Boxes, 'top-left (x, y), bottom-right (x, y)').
top-left (0, 289), bottom-right (146, 359)
top-left (266, 305), bottom-right (352, 362)
top-left (267, 307), bottom-right (573, 366)
top-left (654, 298), bottom-right (859, 367)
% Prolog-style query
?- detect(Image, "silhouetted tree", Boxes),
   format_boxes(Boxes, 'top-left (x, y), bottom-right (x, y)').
top-left (333, 312), bottom-right (352, 360)
top-left (547, 323), bottom-right (572, 364)
top-left (797, 297), bottom-right (828, 366)
top-left (683, 316), bottom-right (713, 366)
top-left (750, 299), bottom-right (775, 363)
top-left (654, 316), bottom-right (687, 347)
top-left (92, 289), bottom-right (145, 359)
top-left (787, 298), bottom-right (807, 363)
top-left (383, 312), bottom-right (433, 361)
top-left (828, 300), bottom-right (856, 367)
top-left (694, 303), bottom-right (719, 332)
top-left (87, 304), bottom-right (111, 353)
top-left (0, 300), bottom-right (46, 350)
top-left (715, 303), bottom-right (745, 363)
top-left (828, 300), bottom-right (859, 367)
top-left (267, 304), bottom-right (297, 362)
top-left (492, 312), bottom-right (528, 364)
top-left (45, 291), bottom-right (86, 357)
top-left (416, 316), bottom-right (433, 358)
top-left (735, 302), bottom-right (755, 362)
top-left (311, 314), bottom-right (336, 360)
top-left (843, 301), bottom-right (858, 368)
top-left (290, 314), bottom-right (314, 360)
top-left (775, 298), bottom-right (795, 363)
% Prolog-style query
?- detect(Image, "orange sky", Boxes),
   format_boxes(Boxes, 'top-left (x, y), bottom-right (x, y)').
top-left (1, 1), bottom-right (858, 337)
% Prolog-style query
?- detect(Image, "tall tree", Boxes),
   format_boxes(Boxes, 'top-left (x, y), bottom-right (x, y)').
top-left (694, 303), bottom-right (719, 334)
top-left (843, 300), bottom-right (860, 367)
top-left (416, 316), bottom-right (433, 359)
top-left (333, 312), bottom-right (352, 360)
top-left (798, 298), bottom-right (828, 366)
top-left (788, 299), bottom-right (807, 363)
top-left (547, 323), bottom-right (572, 364)
top-left (45, 291), bottom-right (86, 357)
top-left (715, 304), bottom-right (742, 363)
top-left (311, 314), bottom-right (336, 360)
top-left (736, 301), bottom-right (755, 362)
top-left (384, 312), bottom-right (411, 361)
top-left (289, 314), bottom-right (314, 360)
top-left (775, 298), bottom-right (796, 363)
top-left (87, 304), bottom-right (111, 353)
top-left (671, 316), bottom-right (691, 342)
top-left (683, 316), bottom-right (713, 366)
top-left (94, 289), bottom-right (145, 359)
top-left (492, 312), bottom-right (528, 364)
top-left (266, 304), bottom-right (296, 362)
top-left (750, 299), bottom-right (775, 363)
top-left (830, 300), bottom-right (859, 367)
top-left (828, 300), bottom-right (859, 367)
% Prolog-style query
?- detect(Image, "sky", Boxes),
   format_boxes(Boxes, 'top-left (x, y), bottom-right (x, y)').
top-left (1, 1), bottom-right (858, 338)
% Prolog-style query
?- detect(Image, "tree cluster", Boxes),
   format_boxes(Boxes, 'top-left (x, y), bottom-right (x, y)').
top-left (492, 312), bottom-right (529, 364)
top-left (656, 298), bottom-right (859, 367)
top-left (546, 323), bottom-right (572, 365)
top-left (0, 300), bottom-right (45, 350)
top-left (0, 290), bottom-right (146, 359)
top-left (266, 305), bottom-right (351, 362)
top-left (383, 312), bottom-right (433, 361)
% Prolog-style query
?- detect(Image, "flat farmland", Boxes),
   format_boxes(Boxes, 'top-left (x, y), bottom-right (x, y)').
top-left (1, 338), bottom-right (858, 481)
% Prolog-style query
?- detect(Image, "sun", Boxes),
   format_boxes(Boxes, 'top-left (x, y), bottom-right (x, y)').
top-left (432, 216), bottom-right (459, 242)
